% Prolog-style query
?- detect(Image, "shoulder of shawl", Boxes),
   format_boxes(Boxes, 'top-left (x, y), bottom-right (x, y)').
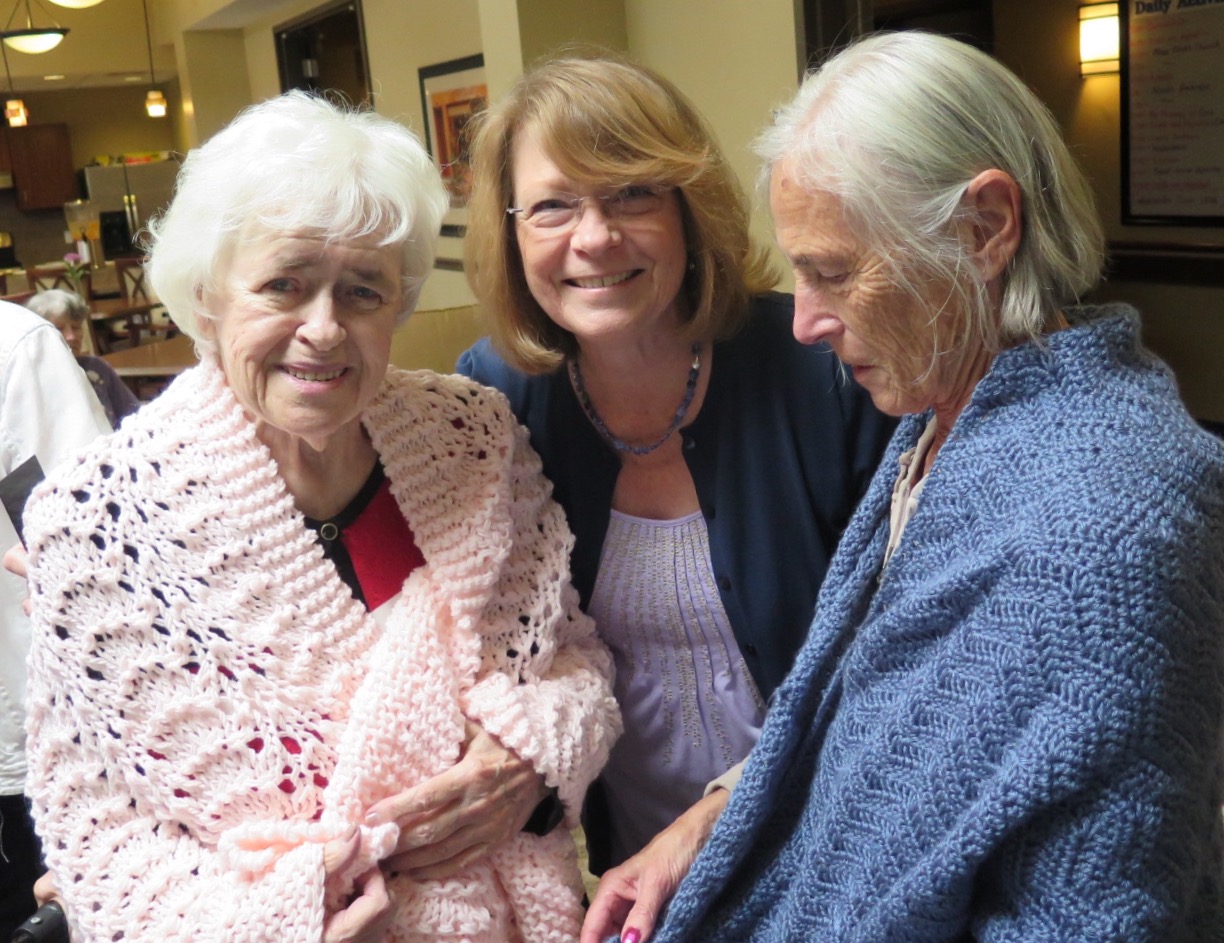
top-left (26, 361), bottom-right (299, 565)
top-left (364, 368), bottom-right (530, 625)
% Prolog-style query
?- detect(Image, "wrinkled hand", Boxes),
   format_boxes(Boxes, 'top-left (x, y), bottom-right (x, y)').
top-left (367, 722), bottom-right (548, 881)
top-left (322, 867), bottom-right (393, 943)
top-left (320, 832), bottom-right (394, 943)
top-left (580, 789), bottom-right (729, 943)
top-left (3, 542), bottom-right (30, 616)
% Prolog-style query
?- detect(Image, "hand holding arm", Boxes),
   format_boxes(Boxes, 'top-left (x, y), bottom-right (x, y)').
top-left (581, 788), bottom-right (729, 943)
top-left (366, 722), bottom-right (548, 880)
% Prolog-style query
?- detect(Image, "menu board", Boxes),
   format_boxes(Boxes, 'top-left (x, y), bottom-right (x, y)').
top-left (1122, 0), bottom-right (1224, 225)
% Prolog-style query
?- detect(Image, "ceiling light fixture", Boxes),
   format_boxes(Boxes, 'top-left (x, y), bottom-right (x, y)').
top-left (0, 0), bottom-right (68, 53)
top-left (140, 0), bottom-right (163, 117)
top-left (1, 42), bottom-right (27, 126)
top-left (46, 0), bottom-right (103, 8)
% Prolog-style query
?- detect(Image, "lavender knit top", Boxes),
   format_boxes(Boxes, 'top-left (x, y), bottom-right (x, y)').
top-left (589, 510), bottom-right (764, 865)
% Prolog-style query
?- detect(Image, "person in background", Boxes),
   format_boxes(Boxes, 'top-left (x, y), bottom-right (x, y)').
top-left (0, 301), bottom-right (110, 940)
top-left (456, 53), bottom-right (895, 886)
top-left (26, 288), bottom-right (141, 426)
top-left (587, 31), bottom-right (1224, 943)
top-left (21, 90), bottom-right (620, 943)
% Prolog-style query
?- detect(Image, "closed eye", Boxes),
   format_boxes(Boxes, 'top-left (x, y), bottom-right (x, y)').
top-left (794, 258), bottom-right (851, 288)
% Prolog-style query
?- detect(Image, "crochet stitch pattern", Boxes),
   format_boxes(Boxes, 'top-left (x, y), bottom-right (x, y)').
top-left (651, 307), bottom-right (1224, 942)
top-left (23, 360), bottom-right (621, 943)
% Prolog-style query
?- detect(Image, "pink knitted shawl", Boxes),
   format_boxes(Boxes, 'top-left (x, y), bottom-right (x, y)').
top-left (23, 360), bottom-right (621, 943)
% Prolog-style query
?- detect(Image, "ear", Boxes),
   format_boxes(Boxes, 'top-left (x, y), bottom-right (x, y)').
top-left (963, 169), bottom-right (1022, 283)
top-left (194, 286), bottom-right (218, 341)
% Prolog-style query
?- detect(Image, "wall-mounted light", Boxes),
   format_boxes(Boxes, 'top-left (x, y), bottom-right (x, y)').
top-left (1080, 2), bottom-right (1120, 76)
top-left (45, 0), bottom-right (103, 7)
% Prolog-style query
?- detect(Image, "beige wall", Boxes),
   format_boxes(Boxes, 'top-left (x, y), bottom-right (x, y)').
top-left (163, 0), bottom-right (798, 314)
top-left (18, 85), bottom-right (180, 168)
top-left (625, 0), bottom-right (801, 283)
top-left (993, 0), bottom-right (1224, 422)
top-left (150, 0), bottom-right (1224, 419)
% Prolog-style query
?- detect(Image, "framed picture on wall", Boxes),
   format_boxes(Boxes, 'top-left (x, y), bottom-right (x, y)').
top-left (418, 54), bottom-right (488, 212)
top-left (1120, 1), bottom-right (1224, 226)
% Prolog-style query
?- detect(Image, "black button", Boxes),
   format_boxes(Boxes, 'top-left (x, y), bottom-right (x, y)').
top-left (684, 437), bottom-right (696, 450)
top-left (744, 643), bottom-right (758, 656)
top-left (705, 505), bottom-right (716, 521)
top-left (717, 575), bottom-right (731, 592)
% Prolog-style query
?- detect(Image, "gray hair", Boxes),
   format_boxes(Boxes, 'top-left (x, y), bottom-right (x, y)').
top-left (145, 91), bottom-right (448, 353)
top-left (26, 289), bottom-right (89, 323)
top-left (755, 31), bottom-right (1104, 352)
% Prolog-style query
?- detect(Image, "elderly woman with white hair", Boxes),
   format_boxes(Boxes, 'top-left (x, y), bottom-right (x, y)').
top-left (586, 32), bottom-right (1224, 943)
top-left (20, 91), bottom-right (619, 943)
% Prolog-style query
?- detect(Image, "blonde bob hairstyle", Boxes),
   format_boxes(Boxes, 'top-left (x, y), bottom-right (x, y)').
top-left (756, 32), bottom-right (1104, 357)
top-left (464, 53), bottom-right (777, 374)
top-left (145, 91), bottom-right (448, 357)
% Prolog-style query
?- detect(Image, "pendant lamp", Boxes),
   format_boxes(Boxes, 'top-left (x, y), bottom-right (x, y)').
top-left (141, 0), bottom-right (164, 117)
top-left (0, 0), bottom-right (67, 53)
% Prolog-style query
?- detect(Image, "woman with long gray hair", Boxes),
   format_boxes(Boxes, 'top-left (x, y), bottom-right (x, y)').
top-left (588, 31), bottom-right (1224, 943)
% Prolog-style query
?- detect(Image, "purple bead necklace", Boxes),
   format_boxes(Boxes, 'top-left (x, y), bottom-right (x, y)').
top-left (569, 343), bottom-right (702, 456)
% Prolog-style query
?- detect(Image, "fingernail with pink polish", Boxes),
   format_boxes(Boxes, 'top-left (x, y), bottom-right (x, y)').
top-left (622, 929), bottom-right (641, 943)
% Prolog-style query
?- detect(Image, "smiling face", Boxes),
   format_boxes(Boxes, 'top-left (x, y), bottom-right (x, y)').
top-left (770, 160), bottom-right (988, 421)
top-left (199, 227), bottom-right (404, 453)
top-left (509, 126), bottom-right (689, 349)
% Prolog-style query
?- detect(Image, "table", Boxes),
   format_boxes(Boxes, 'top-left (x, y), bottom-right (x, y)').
top-left (102, 333), bottom-right (197, 397)
top-left (90, 297), bottom-right (162, 353)
top-left (92, 297), bottom-right (158, 322)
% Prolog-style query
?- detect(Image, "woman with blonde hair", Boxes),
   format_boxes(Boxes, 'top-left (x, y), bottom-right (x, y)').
top-left (457, 53), bottom-right (894, 886)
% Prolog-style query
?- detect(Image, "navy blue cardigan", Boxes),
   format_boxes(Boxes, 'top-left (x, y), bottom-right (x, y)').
top-left (457, 292), bottom-right (894, 700)
top-left (457, 293), bottom-right (895, 870)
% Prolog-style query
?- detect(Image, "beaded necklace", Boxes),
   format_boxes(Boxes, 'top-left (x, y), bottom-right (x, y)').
top-left (568, 343), bottom-right (702, 456)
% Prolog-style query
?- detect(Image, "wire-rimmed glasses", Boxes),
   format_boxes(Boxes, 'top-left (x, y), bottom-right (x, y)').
top-left (507, 185), bottom-right (671, 231)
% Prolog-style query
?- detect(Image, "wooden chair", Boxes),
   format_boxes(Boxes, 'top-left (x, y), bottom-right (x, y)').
top-left (26, 265), bottom-right (92, 302)
top-left (0, 290), bottom-right (36, 306)
top-left (115, 257), bottom-right (176, 348)
top-left (25, 265), bottom-right (101, 352)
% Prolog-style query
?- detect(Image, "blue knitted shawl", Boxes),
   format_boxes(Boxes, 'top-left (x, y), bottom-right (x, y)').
top-left (651, 306), bottom-right (1224, 942)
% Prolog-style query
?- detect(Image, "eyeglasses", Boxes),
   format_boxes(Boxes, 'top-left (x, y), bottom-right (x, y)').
top-left (507, 185), bottom-right (671, 231)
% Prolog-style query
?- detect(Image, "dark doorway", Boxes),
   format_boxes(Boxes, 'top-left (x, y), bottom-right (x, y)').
top-left (872, 0), bottom-right (993, 52)
top-left (276, 1), bottom-right (373, 108)
top-left (802, 0), bottom-right (994, 72)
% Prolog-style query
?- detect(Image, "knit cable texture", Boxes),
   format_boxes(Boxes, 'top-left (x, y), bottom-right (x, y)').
top-left (24, 360), bottom-right (621, 943)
